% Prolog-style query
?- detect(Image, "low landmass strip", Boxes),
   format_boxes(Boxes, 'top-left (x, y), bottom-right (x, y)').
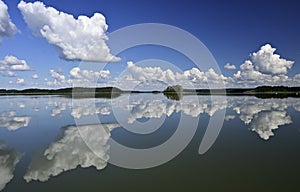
top-left (0, 85), bottom-right (300, 99)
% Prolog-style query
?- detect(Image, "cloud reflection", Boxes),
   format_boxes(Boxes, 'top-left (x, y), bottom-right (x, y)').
top-left (0, 111), bottom-right (31, 131)
top-left (110, 95), bottom-right (299, 140)
top-left (250, 111), bottom-right (292, 140)
top-left (0, 141), bottom-right (20, 191)
top-left (24, 123), bottom-right (120, 182)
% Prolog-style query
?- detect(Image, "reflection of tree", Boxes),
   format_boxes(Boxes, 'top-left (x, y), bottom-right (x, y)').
top-left (163, 92), bottom-right (183, 100)
top-left (163, 85), bottom-right (183, 100)
top-left (24, 123), bottom-right (120, 182)
top-left (0, 141), bottom-right (20, 191)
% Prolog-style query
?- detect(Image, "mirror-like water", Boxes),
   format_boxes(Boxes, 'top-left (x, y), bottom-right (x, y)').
top-left (0, 94), bottom-right (300, 191)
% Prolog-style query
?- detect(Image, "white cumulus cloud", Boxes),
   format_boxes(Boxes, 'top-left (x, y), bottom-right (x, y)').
top-left (0, 0), bottom-right (17, 42)
top-left (18, 0), bottom-right (120, 62)
top-left (224, 63), bottom-right (236, 70)
top-left (32, 74), bottom-right (39, 79)
top-left (0, 55), bottom-right (31, 71)
top-left (16, 78), bottom-right (25, 84)
top-left (251, 44), bottom-right (294, 75)
top-left (116, 62), bottom-right (229, 90)
top-left (232, 44), bottom-right (295, 87)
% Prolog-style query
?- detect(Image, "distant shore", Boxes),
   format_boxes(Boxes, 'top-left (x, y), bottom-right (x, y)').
top-left (1, 86), bottom-right (300, 99)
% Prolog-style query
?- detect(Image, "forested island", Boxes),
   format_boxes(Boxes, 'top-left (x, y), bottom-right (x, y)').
top-left (0, 85), bottom-right (299, 99)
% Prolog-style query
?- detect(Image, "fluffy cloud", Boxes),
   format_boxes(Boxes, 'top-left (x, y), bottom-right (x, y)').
top-left (32, 74), bottom-right (39, 79)
top-left (18, 1), bottom-right (120, 62)
top-left (224, 63), bottom-right (236, 70)
top-left (46, 67), bottom-right (111, 87)
top-left (232, 44), bottom-right (295, 87)
top-left (251, 44), bottom-right (294, 75)
top-left (16, 78), bottom-right (25, 84)
top-left (116, 62), bottom-right (229, 90)
top-left (50, 70), bottom-right (65, 82)
top-left (70, 67), bottom-right (110, 81)
top-left (38, 43), bottom-right (299, 89)
top-left (0, 56), bottom-right (31, 71)
top-left (7, 71), bottom-right (16, 77)
top-left (0, 142), bottom-right (20, 191)
top-left (45, 69), bottom-right (69, 87)
top-left (24, 123), bottom-right (120, 182)
top-left (0, 0), bottom-right (17, 42)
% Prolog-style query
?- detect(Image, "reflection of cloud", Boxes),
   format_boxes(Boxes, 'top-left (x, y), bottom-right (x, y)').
top-left (71, 99), bottom-right (111, 119)
top-left (24, 123), bottom-right (120, 182)
top-left (0, 141), bottom-right (20, 191)
top-left (17, 102), bottom-right (25, 108)
top-left (112, 95), bottom-right (227, 124)
top-left (0, 111), bottom-right (31, 131)
top-left (250, 111), bottom-right (292, 140)
top-left (45, 99), bottom-right (71, 117)
top-left (227, 97), bottom-right (299, 140)
top-left (111, 95), bottom-right (299, 140)
top-left (225, 115), bottom-right (235, 121)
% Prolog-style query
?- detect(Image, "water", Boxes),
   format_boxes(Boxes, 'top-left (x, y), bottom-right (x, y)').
top-left (0, 94), bottom-right (300, 191)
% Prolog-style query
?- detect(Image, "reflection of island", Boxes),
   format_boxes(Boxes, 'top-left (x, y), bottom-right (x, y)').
top-left (0, 111), bottom-right (31, 131)
top-left (0, 141), bottom-right (20, 191)
top-left (24, 123), bottom-right (120, 182)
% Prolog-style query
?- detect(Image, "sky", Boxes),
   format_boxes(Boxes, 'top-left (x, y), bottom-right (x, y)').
top-left (0, 0), bottom-right (300, 90)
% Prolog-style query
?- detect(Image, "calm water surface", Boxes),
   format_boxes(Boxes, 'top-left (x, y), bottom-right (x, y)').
top-left (0, 94), bottom-right (300, 191)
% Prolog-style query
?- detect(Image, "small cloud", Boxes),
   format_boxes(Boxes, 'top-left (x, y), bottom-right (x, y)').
top-left (7, 71), bottom-right (16, 77)
top-left (50, 70), bottom-right (65, 81)
top-left (32, 74), bottom-right (39, 79)
top-left (224, 63), bottom-right (236, 70)
top-left (16, 78), bottom-right (25, 84)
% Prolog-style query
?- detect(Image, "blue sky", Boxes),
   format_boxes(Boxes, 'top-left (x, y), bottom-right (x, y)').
top-left (0, 0), bottom-right (300, 89)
